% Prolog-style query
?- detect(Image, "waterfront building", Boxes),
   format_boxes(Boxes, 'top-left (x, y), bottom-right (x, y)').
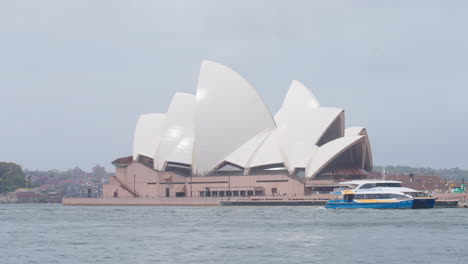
top-left (14, 188), bottom-right (43, 203)
top-left (103, 61), bottom-right (373, 198)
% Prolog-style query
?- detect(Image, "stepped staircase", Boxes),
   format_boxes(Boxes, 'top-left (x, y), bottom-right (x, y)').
top-left (111, 176), bottom-right (142, 198)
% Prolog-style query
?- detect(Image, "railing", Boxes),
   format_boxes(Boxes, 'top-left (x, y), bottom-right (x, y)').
top-left (216, 194), bottom-right (335, 201)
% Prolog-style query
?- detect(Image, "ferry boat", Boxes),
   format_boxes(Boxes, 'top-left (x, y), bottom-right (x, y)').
top-left (326, 190), bottom-right (414, 209)
top-left (337, 180), bottom-right (436, 209)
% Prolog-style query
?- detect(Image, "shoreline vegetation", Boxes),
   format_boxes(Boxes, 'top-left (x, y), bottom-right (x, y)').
top-left (0, 162), bottom-right (27, 193)
top-left (373, 165), bottom-right (467, 183)
top-left (0, 161), bottom-right (466, 199)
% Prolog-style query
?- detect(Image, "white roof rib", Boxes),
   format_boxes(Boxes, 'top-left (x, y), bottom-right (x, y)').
top-left (155, 93), bottom-right (196, 170)
top-left (192, 60), bottom-right (276, 175)
top-left (224, 128), bottom-right (274, 168)
top-left (247, 129), bottom-right (285, 169)
top-left (132, 113), bottom-right (166, 160)
top-left (306, 135), bottom-right (364, 178)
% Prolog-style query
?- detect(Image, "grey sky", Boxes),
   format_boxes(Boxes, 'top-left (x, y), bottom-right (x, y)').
top-left (1, 0), bottom-right (467, 171)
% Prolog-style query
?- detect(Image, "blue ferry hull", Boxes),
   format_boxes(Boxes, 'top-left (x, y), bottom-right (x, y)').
top-left (326, 199), bottom-right (413, 209)
top-left (412, 198), bottom-right (436, 209)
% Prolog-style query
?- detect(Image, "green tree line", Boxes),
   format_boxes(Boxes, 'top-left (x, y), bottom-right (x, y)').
top-left (0, 162), bottom-right (26, 193)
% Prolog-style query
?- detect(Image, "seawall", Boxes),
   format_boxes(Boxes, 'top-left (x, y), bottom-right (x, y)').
top-left (63, 195), bottom-right (332, 206)
top-left (63, 197), bottom-right (221, 206)
top-left (63, 195), bottom-right (467, 207)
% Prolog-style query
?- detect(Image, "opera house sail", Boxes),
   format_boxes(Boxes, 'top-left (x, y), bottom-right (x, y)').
top-left (104, 60), bottom-right (373, 198)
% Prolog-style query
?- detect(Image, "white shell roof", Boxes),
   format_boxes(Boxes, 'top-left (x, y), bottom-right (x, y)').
top-left (278, 107), bottom-right (343, 169)
top-left (346, 127), bottom-right (373, 170)
top-left (272, 81), bottom-right (344, 170)
top-left (224, 128), bottom-right (274, 168)
top-left (306, 135), bottom-right (364, 178)
top-left (275, 80), bottom-right (320, 125)
top-left (131, 60), bottom-right (373, 177)
top-left (247, 129), bottom-right (285, 168)
top-left (155, 93), bottom-right (195, 170)
top-left (132, 113), bottom-right (166, 160)
top-left (192, 60), bottom-right (276, 175)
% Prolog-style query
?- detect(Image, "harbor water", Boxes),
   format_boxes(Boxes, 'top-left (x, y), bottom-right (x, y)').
top-left (1, 204), bottom-right (467, 264)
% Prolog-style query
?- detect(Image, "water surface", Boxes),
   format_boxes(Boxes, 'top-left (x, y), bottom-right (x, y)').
top-left (1, 204), bottom-right (467, 263)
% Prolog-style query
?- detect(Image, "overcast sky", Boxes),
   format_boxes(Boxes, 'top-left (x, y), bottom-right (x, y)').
top-left (1, 1), bottom-right (467, 171)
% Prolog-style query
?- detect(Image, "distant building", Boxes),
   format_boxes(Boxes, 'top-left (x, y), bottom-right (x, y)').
top-left (14, 188), bottom-right (43, 203)
top-left (104, 61), bottom-right (373, 198)
top-left (93, 164), bottom-right (107, 178)
top-left (368, 172), bottom-right (460, 193)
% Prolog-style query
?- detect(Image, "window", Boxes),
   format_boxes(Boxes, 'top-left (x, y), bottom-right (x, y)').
top-left (355, 193), bottom-right (410, 199)
top-left (199, 191), bottom-right (205, 197)
top-left (271, 188), bottom-right (278, 195)
top-left (240, 191), bottom-right (246, 196)
top-left (344, 194), bottom-right (354, 202)
top-left (391, 194), bottom-right (410, 199)
top-left (405, 192), bottom-right (430, 198)
top-left (360, 183), bottom-right (376, 189)
top-left (376, 183), bottom-right (401, 187)
top-left (219, 191), bottom-right (225, 197)
top-left (250, 163), bottom-right (288, 175)
top-left (254, 190), bottom-right (264, 196)
top-left (360, 183), bottom-right (402, 189)
top-left (233, 191), bottom-right (239, 197)
top-left (211, 162), bottom-right (244, 175)
top-left (247, 190), bottom-right (254, 196)
top-left (212, 191), bottom-right (218, 197)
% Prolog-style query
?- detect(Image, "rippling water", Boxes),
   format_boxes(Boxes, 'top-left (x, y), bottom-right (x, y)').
top-left (1, 204), bottom-right (467, 264)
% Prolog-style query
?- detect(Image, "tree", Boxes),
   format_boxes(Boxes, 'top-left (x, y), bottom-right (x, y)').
top-left (0, 162), bottom-right (26, 193)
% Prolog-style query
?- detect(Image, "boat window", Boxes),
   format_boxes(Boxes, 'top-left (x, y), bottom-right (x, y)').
top-left (355, 193), bottom-right (409, 199)
top-left (388, 194), bottom-right (408, 199)
top-left (376, 183), bottom-right (402, 187)
top-left (359, 183), bottom-right (402, 189)
top-left (404, 192), bottom-right (430, 198)
top-left (360, 183), bottom-right (376, 189)
top-left (344, 194), bottom-right (354, 202)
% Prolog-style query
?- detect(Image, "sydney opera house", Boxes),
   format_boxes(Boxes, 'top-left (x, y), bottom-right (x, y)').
top-left (103, 61), bottom-right (372, 199)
